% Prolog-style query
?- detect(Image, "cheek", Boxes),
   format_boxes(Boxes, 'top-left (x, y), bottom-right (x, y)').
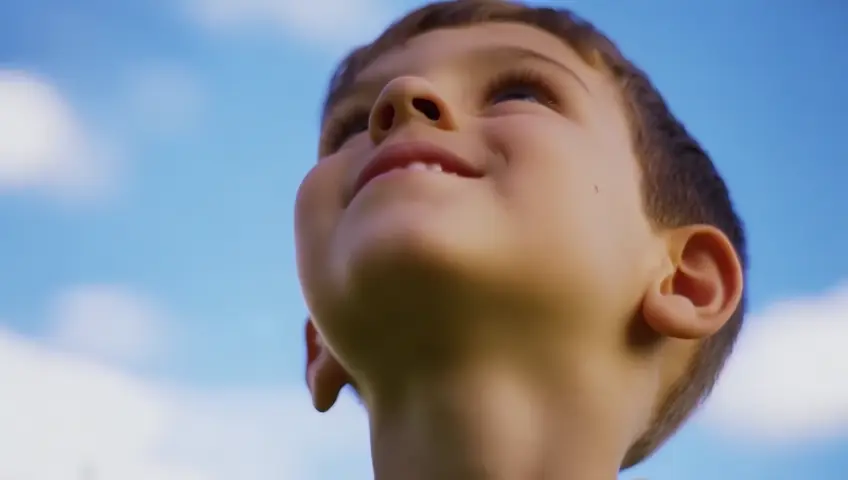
top-left (488, 120), bottom-right (654, 306)
top-left (494, 118), bottom-right (645, 235)
top-left (491, 120), bottom-right (613, 231)
top-left (294, 159), bottom-right (346, 304)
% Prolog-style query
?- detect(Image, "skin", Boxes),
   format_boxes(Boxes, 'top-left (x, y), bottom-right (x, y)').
top-left (296, 22), bottom-right (743, 480)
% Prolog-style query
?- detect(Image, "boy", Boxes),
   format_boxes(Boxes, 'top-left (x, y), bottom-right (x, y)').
top-left (295, 0), bottom-right (747, 478)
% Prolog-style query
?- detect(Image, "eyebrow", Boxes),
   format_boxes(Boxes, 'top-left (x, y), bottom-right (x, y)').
top-left (324, 44), bottom-right (589, 120)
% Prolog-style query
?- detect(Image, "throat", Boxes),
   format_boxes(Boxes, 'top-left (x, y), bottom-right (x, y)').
top-left (367, 362), bottom-right (623, 480)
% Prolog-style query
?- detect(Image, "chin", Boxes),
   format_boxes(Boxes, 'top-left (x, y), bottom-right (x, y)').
top-left (346, 213), bottom-right (467, 283)
top-left (329, 204), bottom-right (504, 311)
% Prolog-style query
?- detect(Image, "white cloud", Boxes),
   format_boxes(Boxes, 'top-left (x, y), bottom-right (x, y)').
top-left (47, 285), bottom-right (169, 366)
top-left (0, 70), bottom-right (118, 202)
top-left (161, 388), bottom-right (371, 480)
top-left (699, 281), bottom-right (848, 442)
top-left (0, 327), bottom-right (371, 480)
top-left (184, 0), bottom-right (394, 49)
top-left (3, 282), bottom-right (846, 479)
top-left (0, 328), bottom-right (199, 480)
top-left (124, 64), bottom-right (205, 136)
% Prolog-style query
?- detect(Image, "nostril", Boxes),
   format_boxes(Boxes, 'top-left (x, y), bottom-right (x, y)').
top-left (412, 98), bottom-right (441, 121)
top-left (376, 104), bottom-right (395, 131)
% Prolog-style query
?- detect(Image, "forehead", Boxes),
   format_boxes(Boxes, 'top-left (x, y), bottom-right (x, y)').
top-left (357, 22), bottom-right (598, 86)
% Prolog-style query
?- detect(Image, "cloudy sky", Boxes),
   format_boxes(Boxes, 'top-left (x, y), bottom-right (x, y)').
top-left (1, 0), bottom-right (846, 479)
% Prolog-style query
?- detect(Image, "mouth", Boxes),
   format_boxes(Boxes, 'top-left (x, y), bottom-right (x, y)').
top-left (351, 141), bottom-right (483, 199)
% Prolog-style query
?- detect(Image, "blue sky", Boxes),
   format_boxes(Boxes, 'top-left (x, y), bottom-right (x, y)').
top-left (0, 0), bottom-right (846, 478)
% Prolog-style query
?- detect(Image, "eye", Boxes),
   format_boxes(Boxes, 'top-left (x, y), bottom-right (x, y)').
top-left (483, 68), bottom-right (559, 108)
top-left (323, 109), bottom-right (370, 153)
top-left (490, 88), bottom-right (544, 104)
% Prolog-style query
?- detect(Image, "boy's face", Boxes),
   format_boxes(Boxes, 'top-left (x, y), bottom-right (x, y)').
top-left (296, 22), bottom-right (665, 381)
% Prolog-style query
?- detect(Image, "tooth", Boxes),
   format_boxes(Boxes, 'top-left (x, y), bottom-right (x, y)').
top-left (407, 162), bottom-right (428, 171)
top-left (428, 163), bottom-right (443, 172)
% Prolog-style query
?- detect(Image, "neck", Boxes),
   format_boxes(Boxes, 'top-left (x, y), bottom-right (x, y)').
top-left (366, 359), bottom-right (629, 480)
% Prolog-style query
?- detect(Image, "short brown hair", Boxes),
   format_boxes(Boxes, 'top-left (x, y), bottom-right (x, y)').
top-left (320, 0), bottom-right (748, 468)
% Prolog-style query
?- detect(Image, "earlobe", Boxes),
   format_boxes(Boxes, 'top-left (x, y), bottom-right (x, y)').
top-left (305, 318), bottom-right (350, 412)
top-left (642, 226), bottom-right (744, 340)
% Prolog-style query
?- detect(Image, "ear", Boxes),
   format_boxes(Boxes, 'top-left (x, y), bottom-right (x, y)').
top-left (305, 318), bottom-right (351, 412)
top-left (642, 225), bottom-right (743, 340)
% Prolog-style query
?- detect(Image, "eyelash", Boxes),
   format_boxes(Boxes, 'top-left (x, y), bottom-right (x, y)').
top-left (323, 109), bottom-right (370, 153)
top-left (322, 67), bottom-right (560, 153)
top-left (482, 67), bottom-right (562, 109)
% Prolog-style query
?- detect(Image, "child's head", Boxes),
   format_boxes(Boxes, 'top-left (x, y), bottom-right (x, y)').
top-left (296, 0), bottom-right (746, 469)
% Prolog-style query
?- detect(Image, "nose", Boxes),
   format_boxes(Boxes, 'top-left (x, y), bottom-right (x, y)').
top-left (369, 76), bottom-right (458, 145)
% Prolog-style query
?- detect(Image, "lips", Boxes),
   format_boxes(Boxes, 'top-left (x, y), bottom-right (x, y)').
top-left (351, 141), bottom-right (482, 199)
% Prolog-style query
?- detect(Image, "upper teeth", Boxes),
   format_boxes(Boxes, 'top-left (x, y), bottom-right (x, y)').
top-left (407, 162), bottom-right (446, 173)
